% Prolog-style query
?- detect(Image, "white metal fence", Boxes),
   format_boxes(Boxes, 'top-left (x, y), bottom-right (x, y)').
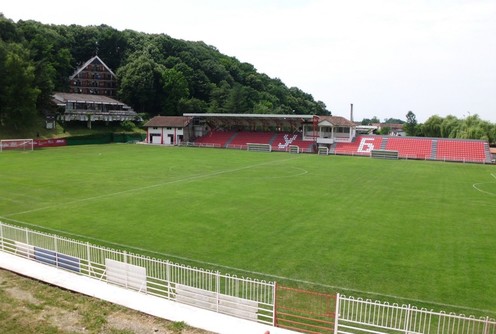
top-left (335, 294), bottom-right (496, 334)
top-left (0, 221), bottom-right (275, 325)
top-left (2, 221), bottom-right (496, 333)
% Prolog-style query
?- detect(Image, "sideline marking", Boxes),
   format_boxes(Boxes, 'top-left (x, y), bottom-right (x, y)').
top-left (3, 156), bottom-right (302, 218)
top-left (0, 217), bottom-right (493, 315)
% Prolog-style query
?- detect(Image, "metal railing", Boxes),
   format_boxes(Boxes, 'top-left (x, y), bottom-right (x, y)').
top-left (2, 221), bottom-right (496, 333)
top-left (0, 222), bottom-right (275, 325)
top-left (335, 294), bottom-right (496, 334)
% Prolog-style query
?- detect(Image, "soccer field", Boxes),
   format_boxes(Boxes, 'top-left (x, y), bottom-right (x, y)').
top-left (1, 144), bottom-right (495, 314)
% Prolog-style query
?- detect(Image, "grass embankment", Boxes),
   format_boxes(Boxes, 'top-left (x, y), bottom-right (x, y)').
top-left (0, 269), bottom-right (209, 334)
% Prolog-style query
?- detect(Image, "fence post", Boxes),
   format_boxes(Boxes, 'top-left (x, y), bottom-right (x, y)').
top-left (334, 293), bottom-right (340, 334)
top-left (25, 227), bottom-right (29, 245)
top-left (166, 260), bottom-right (171, 299)
top-left (216, 271), bottom-right (220, 313)
top-left (273, 281), bottom-right (278, 327)
top-left (123, 251), bottom-right (128, 288)
top-left (54, 234), bottom-right (58, 268)
top-left (0, 221), bottom-right (3, 251)
top-left (404, 304), bottom-right (411, 334)
top-left (86, 242), bottom-right (92, 276)
top-left (483, 316), bottom-right (489, 334)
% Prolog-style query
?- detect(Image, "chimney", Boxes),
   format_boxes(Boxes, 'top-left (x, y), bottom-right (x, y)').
top-left (350, 103), bottom-right (354, 122)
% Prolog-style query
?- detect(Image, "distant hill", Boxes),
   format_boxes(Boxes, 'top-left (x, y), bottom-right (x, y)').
top-left (0, 14), bottom-right (329, 134)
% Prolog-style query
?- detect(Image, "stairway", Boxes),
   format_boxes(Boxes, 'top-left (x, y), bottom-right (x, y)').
top-left (431, 140), bottom-right (438, 160)
top-left (380, 137), bottom-right (388, 150)
top-left (484, 143), bottom-right (492, 163)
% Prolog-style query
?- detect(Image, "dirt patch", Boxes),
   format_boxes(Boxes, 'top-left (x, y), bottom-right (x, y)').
top-left (5, 286), bottom-right (41, 305)
top-left (39, 306), bottom-right (84, 333)
top-left (0, 268), bottom-right (213, 334)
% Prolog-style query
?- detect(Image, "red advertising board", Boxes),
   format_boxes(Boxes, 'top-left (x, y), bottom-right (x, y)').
top-left (33, 139), bottom-right (67, 148)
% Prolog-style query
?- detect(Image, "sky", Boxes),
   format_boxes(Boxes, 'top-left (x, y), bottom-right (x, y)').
top-left (2, 0), bottom-right (496, 123)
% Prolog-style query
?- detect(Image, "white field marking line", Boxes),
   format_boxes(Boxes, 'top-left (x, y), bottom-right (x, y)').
top-left (0, 196), bottom-right (25, 204)
top-left (1, 217), bottom-right (493, 316)
top-left (3, 156), bottom-right (301, 218)
top-left (472, 173), bottom-right (496, 196)
top-left (238, 166), bottom-right (308, 179)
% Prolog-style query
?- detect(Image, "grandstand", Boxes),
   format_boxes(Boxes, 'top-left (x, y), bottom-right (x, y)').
top-left (142, 113), bottom-right (493, 164)
top-left (385, 137), bottom-right (433, 160)
top-left (333, 136), bottom-right (491, 163)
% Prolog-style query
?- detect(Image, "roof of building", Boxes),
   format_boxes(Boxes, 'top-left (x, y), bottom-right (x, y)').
top-left (184, 113), bottom-right (354, 126)
top-left (318, 115), bottom-right (356, 127)
top-left (144, 116), bottom-right (193, 128)
top-left (52, 92), bottom-right (126, 105)
top-left (69, 55), bottom-right (117, 80)
top-left (184, 113), bottom-right (314, 119)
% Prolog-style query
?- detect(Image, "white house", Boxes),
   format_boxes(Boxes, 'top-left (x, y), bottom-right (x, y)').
top-left (143, 116), bottom-right (193, 145)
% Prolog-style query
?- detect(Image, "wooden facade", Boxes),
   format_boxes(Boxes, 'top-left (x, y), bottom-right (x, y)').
top-left (69, 56), bottom-right (117, 96)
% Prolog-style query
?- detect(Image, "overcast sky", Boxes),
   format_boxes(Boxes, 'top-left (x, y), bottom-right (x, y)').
top-left (3, 0), bottom-right (496, 123)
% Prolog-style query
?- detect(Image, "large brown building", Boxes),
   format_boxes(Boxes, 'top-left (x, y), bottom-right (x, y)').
top-left (69, 56), bottom-right (117, 96)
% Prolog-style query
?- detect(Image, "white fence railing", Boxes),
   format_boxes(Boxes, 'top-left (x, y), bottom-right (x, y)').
top-left (0, 222), bottom-right (275, 325)
top-left (335, 294), bottom-right (496, 334)
top-left (2, 221), bottom-right (496, 333)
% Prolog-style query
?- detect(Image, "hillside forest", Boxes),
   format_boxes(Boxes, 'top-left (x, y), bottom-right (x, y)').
top-left (0, 15), bottom-right (327, 129)
top-left (0, 14), bottom-right (494, 143)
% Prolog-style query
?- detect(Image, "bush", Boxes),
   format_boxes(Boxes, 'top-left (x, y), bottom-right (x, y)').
top-left (120, 120), bottom-right (136, 131)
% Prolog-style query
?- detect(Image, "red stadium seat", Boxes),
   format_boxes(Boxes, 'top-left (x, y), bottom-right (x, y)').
top-left (386, 137), bottom-right (433, 160)
top-left (436, 139), bottom-right (488, 163)
top-left (334, 136), bottom-right (383, 156)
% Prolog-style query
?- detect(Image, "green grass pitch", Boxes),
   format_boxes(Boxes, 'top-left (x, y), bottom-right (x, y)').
top-left (1, 144), bottom-right (495, 315)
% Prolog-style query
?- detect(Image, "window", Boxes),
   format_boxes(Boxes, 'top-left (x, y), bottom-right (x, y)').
top-left (336, 127), bottom-right (350, 134)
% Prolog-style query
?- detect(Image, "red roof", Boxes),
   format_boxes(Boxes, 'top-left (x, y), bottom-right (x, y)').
top-left (144, 116), bottom-right (192, 128)
top-left (318, 116), bottom-right (355, 127)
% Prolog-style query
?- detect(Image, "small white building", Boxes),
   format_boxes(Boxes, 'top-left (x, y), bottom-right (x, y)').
top-left (302, 115), bottom-right (357, 144)
top-left (143, 116), bottom-right (193, 145)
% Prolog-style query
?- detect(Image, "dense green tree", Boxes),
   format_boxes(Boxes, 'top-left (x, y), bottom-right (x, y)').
top-left (117, 49), bottom-right (167, 114)
top-left (361, 116), bottom-right (380, 125)
top-left (404, 111), bottom-right (418, 136)
top-left (422, 115), bottom-right (443, 137)
top-left (178, 97), bottom-right (207, 114)
top-left (384, 118), bottom-right (404, 124)
top-left (440, 115), bottom-right (460, 138)
top-left (16, 20), bottom-right (73, 108)
top-left (0, 42), bottom-right (40, 129)
top-left (0, 14), bottom-right (20, 42)
top-left (224, 84), bottom-right (250, 113)
top-left (162, 68), bottom-right (189, 115)
top-left (379, 126), bottom-right (391, 135)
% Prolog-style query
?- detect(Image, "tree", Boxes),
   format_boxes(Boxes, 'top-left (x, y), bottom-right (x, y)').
top-left (422, 115), bottom-right (443, 137)
top-left (440, 115), bottom-right (460, 138)
top-left (384, 118), bottom-right (404, 124)
top-left (404, 111), bottom-right (417, 136)
top-left (0, 42), bottom-right (40, 129)
top-left (379, 126), bottom-right (391, 135)
top-left (361, 116), bottom-right (380, 125)
top-left (117, 48), bottom-right (167, 115)
top-left (162, 68), bottom-right (189, 115)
